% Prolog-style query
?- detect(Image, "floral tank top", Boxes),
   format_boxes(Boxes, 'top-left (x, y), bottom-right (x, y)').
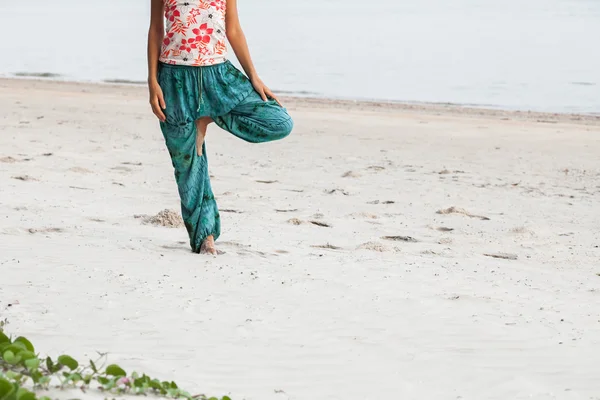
top-left (160, 0), bottom-right (228, 66)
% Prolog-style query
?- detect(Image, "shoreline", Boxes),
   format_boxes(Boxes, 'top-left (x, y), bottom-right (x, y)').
top-left (2, 76), bottom-right (599, 126)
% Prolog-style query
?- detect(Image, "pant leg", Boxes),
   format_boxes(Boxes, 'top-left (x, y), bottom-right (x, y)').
top-left (212, 90), bottom-right (294, 143)
top-left (158, 63), bottom-right (221, 252)
top-left (159, 121), bottom-right (221, 252)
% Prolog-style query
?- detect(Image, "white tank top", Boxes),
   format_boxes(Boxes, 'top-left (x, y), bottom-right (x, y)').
top-left (160, 0), bottom-right (228, 66)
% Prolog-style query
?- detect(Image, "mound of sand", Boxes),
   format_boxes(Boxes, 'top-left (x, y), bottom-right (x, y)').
top-left (137, 209), bottom-right (184, 228)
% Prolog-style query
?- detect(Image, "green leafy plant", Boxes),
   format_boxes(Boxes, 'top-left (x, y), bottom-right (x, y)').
top-left (0, 328), bottom-right (231, 400)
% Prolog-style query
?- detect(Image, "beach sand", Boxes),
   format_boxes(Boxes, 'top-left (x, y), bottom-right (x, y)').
top-left (1, 78), bottom-right (600, 400)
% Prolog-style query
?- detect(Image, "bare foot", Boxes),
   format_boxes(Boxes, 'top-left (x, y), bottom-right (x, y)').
top-left (195, 117), bottom-right (213, 156)
top-left (200, 235), bottom-right (218, 255)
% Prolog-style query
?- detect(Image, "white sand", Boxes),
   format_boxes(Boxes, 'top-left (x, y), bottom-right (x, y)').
top-left (1, 78), bottom-right (600, 400)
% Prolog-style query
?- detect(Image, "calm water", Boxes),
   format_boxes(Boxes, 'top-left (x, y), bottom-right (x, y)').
top-left (1, 0), bottom-right (599, 113)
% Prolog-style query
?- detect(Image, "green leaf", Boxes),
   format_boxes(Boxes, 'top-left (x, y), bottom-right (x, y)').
top-left (12, 338), bottom-right (34, 353)
top-left (105, 364), bottom-right (126, 377)
top-left (16, 388), bottom-right (36, 400)
top-left (102, 378), bottom-right (116, 391)
top-left (149, 380), bottom-right (162, 390)
top-left (83, 374), bottom-right (92, 385)
top-left (170, 381), bottom-right (178, 389)
top-left (0, 332), bottom-right (9, 344)
top-left (39, 397), bottom-right (52, 400)
top-left (24, 358), bottom-right (40, 371)
top-left (3, 345), bottom-right (25, 356)
top-left (89, 360), bottom-right (97, 373)
top-left (65, 373), bottom-right (82, 383)
top-left (97, 377), bottom-right (109, 385)
top-left (0, 378), bottom-right (16, 400)
top-left (38, 377), bottom-right (51, 386)
top-left (17, 351), bottom-right (35, 362)
top-left (3, 372), bottom-right (19, 381)
top-left (3, 350), bottom-right (19, 365)
top-left (10, 342), bottom-right (26, 351)
top-left (57, 355), bottom-right (78, 371)
top-left (29, 370), bottom-right (42, 384)
top-left (222, 397), bottom-right (232, 400)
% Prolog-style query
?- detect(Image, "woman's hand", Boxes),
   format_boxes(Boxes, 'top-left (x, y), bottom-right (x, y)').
top-left (149, 80), bottom-right (167, 122)
top-left (251, 77), bottom-right (282, 107)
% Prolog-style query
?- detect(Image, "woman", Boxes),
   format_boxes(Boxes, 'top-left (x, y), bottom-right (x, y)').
top-left (147, 0), bottom-right (293, 255)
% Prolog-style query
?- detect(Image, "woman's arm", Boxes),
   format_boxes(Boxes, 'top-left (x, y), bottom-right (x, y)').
top-left (148, 0), bottom-right (166, 121)
top-left (225, 0), bottom-right (281, 105)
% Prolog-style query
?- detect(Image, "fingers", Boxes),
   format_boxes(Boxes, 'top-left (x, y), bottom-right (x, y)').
top-left (158, 92), bottom-right (166, 110)
top-left (151, 97), bottom-right (166, 122)
top-left (258, 88), bottom-right (268, 102)
top-left (264, 87), bottom-right (282, 107)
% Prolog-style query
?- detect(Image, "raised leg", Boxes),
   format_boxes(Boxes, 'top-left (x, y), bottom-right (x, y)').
top-left (213, 90), bottom-right (293, 143)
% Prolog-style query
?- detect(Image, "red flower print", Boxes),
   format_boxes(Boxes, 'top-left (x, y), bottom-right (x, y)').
top-left (210, 0), bottom-right (226, 12)
top-left (192, 23), bottom-right (214, 45)
top-left (163, 32), bottom-right (175, 47)
top-left (165, 6), bottom-right (181, 22)
top-left (179, 38), bottom-right (194, 52)
top-left (214, 40), bottom-right (227, 55)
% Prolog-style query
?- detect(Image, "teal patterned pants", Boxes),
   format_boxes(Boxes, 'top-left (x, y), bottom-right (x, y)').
top-left (158, 61), bottom-right (293, 252)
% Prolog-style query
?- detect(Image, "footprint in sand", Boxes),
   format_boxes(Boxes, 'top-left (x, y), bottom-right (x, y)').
top-left (509, 226), bottom-right (536, 238)
top-left (357, 242), bottom-right (396, 252)
top-left (342, 171), bottom-right (361, 178)
top-left (350, 212), bottom-right (378, 219)
top-left (484, 252), bottom-right (518, 261)
top-left (0, 156), bottom-right (19, 163)
top-left (287, 218), bottom-right (332, 227)
top-left (436, 206), bottom-right (490, 221)
top-left (69, 167), bottom-right (93, 174)
top-left (311, 243), bottom-right (343, 250)
top-left (366, 166), bottom-right (385, 172)
top-left (256, 180), bottom-right (278, 184)
top-left (28, 227), bottom-right (64, 234)
top-left (367, 200), bottom-right (395, 205)
top-left (12, 175), bottom-right (38, 182)
top-left (382, 235), bottom-right (419, 243)
top-left (428, 225), bottom-right (454, 232)
top-left (111, 166), bottom-right (132, 173)
top-left (275, 209), bottom-right (299, 213)
top-left (309, 220), bottom-right (331, 228)
top-left (325, 188), bottom-right (350, 196)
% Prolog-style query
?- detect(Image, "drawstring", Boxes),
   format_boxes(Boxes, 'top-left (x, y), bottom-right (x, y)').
top-left (196, 67), bottom-right (204, 113)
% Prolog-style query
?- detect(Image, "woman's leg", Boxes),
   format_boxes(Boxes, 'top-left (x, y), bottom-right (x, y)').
top-left (212, 90), bottom-right (293, 143)
top-left (195, 117), bottom-right (213, 156)
top-left (160, 118), bottom-right (221, 254)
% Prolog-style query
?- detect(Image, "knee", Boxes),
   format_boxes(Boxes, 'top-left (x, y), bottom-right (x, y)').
top-left (269, 116), bottom-right (293, 141)
top-left (196, 117), bottom-right (213, 130)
